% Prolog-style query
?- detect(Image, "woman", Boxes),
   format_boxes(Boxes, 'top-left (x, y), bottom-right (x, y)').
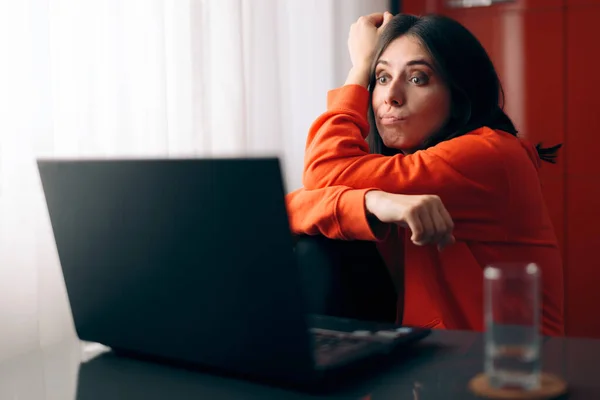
top-left (287, 12), bottom-right (564, 336)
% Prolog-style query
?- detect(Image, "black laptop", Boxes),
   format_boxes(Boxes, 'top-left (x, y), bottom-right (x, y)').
top-left (37, 157), bottom-right (430, 388)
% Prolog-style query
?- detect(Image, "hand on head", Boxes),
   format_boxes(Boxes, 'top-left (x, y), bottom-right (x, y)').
top-left (347, 11), bottom-right (394, 72)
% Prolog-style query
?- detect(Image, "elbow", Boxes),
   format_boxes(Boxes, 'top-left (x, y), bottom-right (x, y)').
top-left (302, 171), bottom-right (328, 190)
top-left (302, 162), bottom-right (337, 189)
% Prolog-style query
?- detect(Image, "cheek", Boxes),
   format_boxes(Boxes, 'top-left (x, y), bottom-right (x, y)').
top-left (370, 86), bottom-right (452, 148)
top-left (371, 88), bottom-right (384, 112)
top-left (417, 90), bottom-right (451, 128)
top-left (427, 90), bottom-right (450, 121)
top-left (371, 92), bottom-right (384, 130)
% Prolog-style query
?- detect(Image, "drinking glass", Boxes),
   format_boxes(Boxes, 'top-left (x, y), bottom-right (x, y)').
top-left (484, 262), bottom-right (541, 390)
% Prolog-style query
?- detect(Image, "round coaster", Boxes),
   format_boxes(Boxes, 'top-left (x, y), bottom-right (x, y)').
top-left (468, 372), bottom-right (568, 399)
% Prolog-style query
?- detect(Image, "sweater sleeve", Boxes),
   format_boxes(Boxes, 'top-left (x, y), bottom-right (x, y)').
top-left (285, 186), bottom-right (390, 242)
top-left (305, 86), bottom-right (505, 195)
top-left (303, 85), bottom-right (486, 193)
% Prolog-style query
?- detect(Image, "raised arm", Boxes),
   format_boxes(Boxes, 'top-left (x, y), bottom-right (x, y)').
top-left (303, 85), bottom-right (483, 194)
top-left (301, 85), bottom-right (510, 240)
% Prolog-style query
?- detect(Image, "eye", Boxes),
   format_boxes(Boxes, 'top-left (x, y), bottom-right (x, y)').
top-left (376, 75), bottom-right (389, 85)
top-left (409, 74), bottom-right (429, 85)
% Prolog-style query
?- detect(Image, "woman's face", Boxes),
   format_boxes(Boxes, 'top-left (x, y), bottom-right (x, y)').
top-left (372, 35), bottom-right (451, 153)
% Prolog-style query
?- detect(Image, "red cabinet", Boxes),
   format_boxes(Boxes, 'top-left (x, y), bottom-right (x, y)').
top-left (564, 6), bottom-right (600, 337)
top-left (566, 0), bottom-right (600, 5)
top-left (400, 0), bottom-right (600, 337)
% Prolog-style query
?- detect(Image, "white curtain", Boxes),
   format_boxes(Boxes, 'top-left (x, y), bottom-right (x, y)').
top-left (0, 0), bottom-right (388, 362)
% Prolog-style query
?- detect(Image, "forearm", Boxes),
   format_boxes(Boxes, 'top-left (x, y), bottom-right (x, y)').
top-left (344, 66), bottom-right (371, 88)
top-left (286, 186), bottom-right (390, 241)
top-left (302, 84), bottom-right (372, 189)
top-left (365, 190), bottom-right (390, 238)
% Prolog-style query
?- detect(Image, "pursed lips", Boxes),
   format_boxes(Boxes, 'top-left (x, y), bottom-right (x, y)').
top-left (379, 115), bottom-right (407, 125)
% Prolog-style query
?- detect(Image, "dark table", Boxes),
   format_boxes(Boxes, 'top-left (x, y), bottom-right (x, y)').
top-left (2, 330), bottom-right (598, 399)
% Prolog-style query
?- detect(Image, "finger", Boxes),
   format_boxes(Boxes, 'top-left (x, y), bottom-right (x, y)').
top-left (362, 12), bottom-right (385, 27)
top-left (404, 211), bottom-right (424, 246)
top-left (421, 206), bottom-right (437, 245)
top-left (430, 205), bottom-right (448, 245)
top-left (437, 234), bottom-right (456, 252)
top-left (414, 207), bottom-right (435, 245)
top-left (438, 204), bottom-right (454, 237)
top-left (382, 11), bottom-right (394, 27)
top-left (438, 205), bottom-right (456, 250)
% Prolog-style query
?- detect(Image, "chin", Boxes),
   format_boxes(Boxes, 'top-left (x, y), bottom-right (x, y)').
top-left (381, 136), bottom-right (417, 153)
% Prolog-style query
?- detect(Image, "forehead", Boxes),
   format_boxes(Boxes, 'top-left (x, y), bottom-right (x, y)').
top-left (378, 35), bottom-right (432, 67)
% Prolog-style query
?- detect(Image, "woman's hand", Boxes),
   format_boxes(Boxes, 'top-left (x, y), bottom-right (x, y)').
top-left (365, 190), bottom-right (456, 250)
top-left (345, 11), bottom-right (394, 87)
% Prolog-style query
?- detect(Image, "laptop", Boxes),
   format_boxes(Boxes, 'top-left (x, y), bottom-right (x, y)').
top-left (37, 157), bottom-right (430, 388)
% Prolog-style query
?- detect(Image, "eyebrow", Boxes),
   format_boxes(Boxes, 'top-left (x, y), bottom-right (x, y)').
top-left (376, 59), bottom-right (435, 70)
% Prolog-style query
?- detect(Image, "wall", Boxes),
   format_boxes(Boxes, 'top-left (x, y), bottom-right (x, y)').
top-left (0, 0), bottom-right (393, 362)
top-left (401, 0), bottom-right (600, 337)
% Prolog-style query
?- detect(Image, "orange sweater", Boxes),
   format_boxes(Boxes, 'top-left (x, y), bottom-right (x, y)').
top-left (286, 85), bottom-right (564, 336)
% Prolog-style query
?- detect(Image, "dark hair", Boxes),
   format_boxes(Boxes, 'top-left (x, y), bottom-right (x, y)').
top-left (367, 14), bottom-right (561, 163)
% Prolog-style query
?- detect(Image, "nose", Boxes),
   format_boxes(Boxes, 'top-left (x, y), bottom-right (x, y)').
top-left (384, 80), bottom-right (404, 107)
